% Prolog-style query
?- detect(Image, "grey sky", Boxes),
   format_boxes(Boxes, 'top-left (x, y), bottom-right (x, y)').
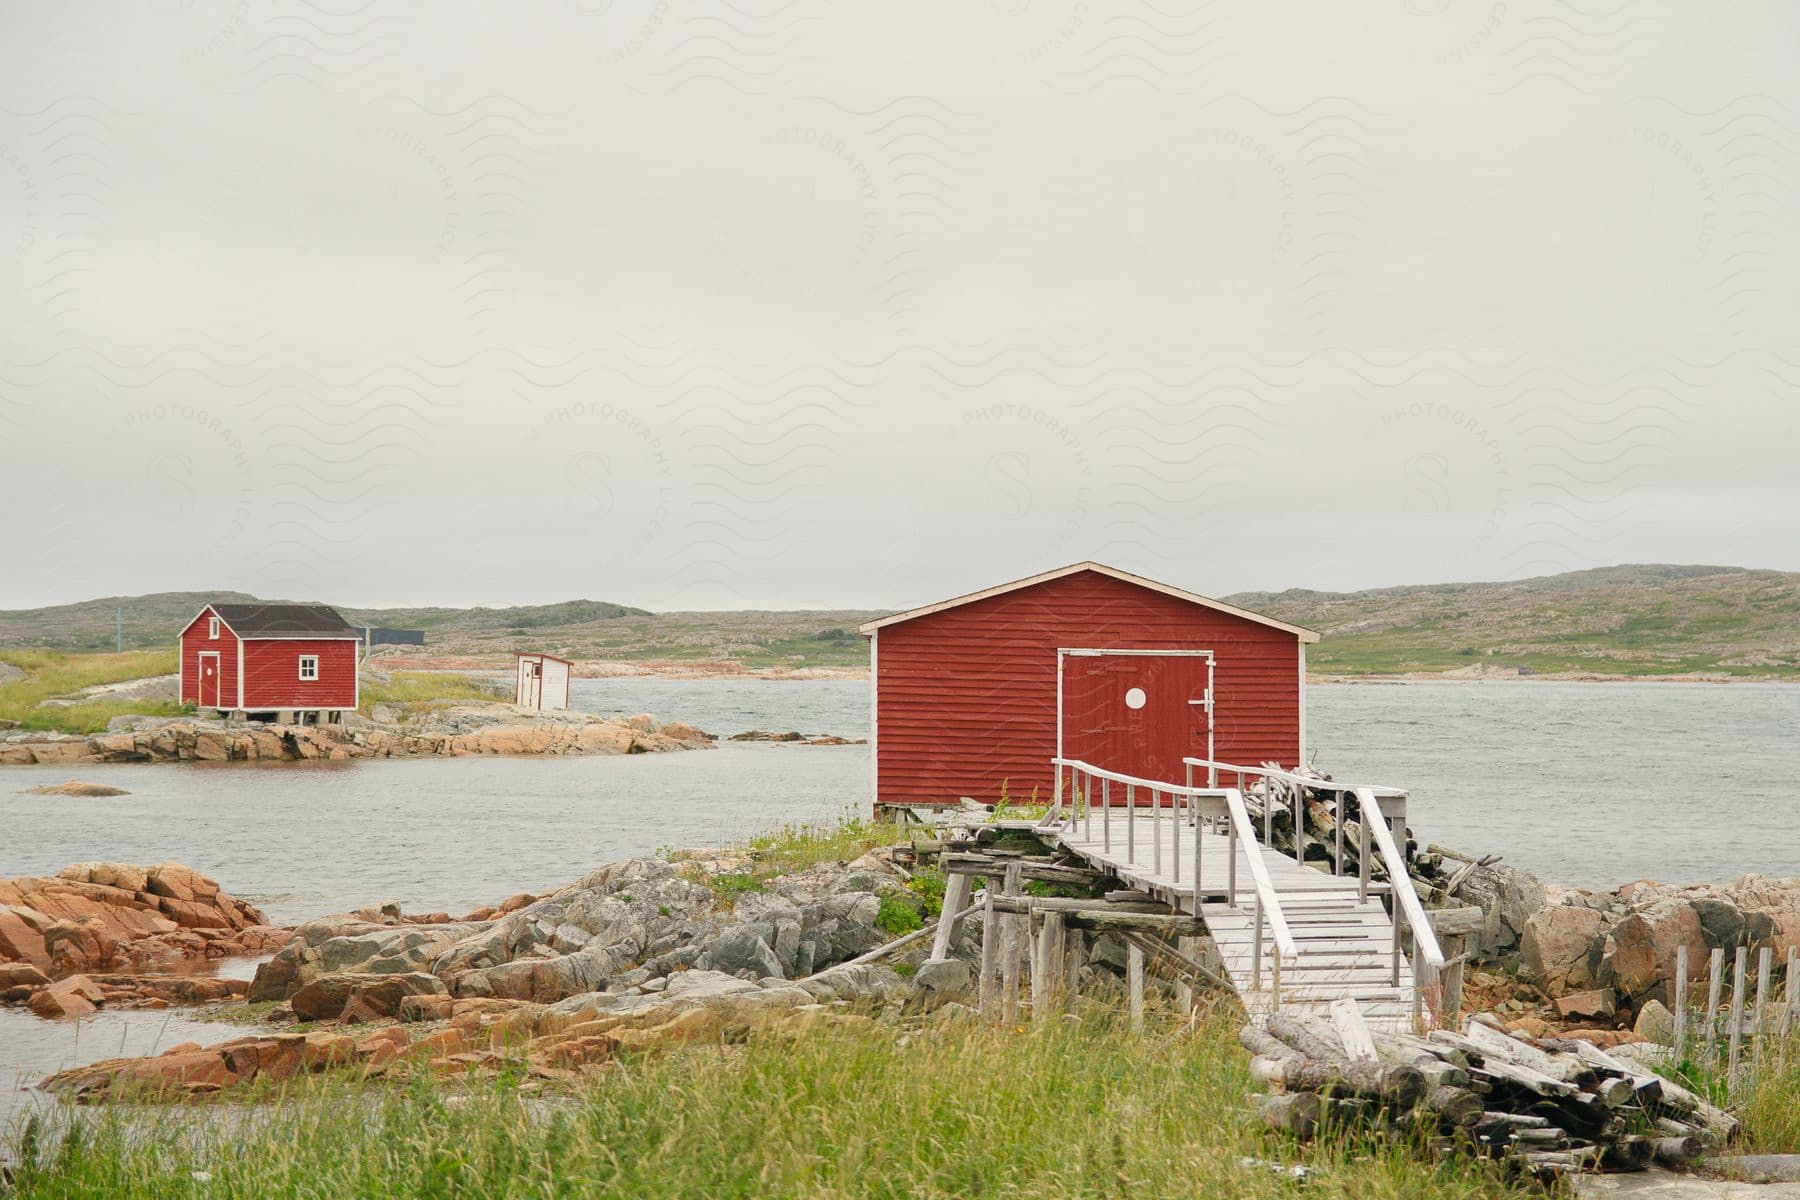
top-left (2, 2), bottom-right (1796, 612)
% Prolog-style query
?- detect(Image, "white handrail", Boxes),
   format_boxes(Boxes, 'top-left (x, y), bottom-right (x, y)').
top-left (1052, 757), bottom-right (1297, 963)
top-left (1221, 787), bottom-right (1299, 963)
top-left (1182, 755), bottom-right (1407, 800)
top-left (1355, 786), bottom-right (1444, 970)
top-left (1053, 757), bottom-right (1220, 798)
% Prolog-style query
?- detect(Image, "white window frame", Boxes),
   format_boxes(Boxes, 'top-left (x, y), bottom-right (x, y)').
top-left (208, 617), bottom-right (220, 639)
top-left (297, 654), bottom-right (320, 681)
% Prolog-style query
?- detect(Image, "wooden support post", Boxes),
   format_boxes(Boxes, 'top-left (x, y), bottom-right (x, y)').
top-left (1442, 933), bottom-right (1467, 1025)
top-left (1173, 935), bottom-right (1197, 1015)
top-left (1035, 912), bottom-right (1066, 1021)
top-left (1358, 815), bottom-right (1371, 903)
top-left (1128, 941), bottom-right (1146, 1034)
top-left (929, 871), bottom-right (973, 961)
top-left (1102, 778), bottom-right (1110, 852)
top-left (1673, 944), bottom-right (1689, 1062)
top-left (1151, 788), bottom-right (1162, 874)
top-left (978, 882), bottom-right (999, 1017)
top-left (1728, 946), bottom-right (1747, 1091)
top-left (1063, 929), bottom-right (1085, 1012)
top-left (1126, 785), bottom-right (1135, 864)
top-left (1293, 782), bottom-right (1305, 865)
top-left (1000, 863), bottom-right (1024, 1026)
top-left (1334, 792), bottom-right (1344, 876)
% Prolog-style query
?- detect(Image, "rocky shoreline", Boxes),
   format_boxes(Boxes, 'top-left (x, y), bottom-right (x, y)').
top-left (0, 703), bottom-right (713, 766)
top-left (7, 824), bottom-right (1798, 1110)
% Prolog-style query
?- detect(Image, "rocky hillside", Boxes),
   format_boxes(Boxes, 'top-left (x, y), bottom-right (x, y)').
top-left (4, 564), bottom-right (1796, 678)
top-left (1227, 564), bottom-right (1800, 678)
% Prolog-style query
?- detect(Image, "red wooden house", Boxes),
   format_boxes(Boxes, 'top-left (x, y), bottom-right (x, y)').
top-left (859, 562), bottom-right (1318, 812)
top-left (178, 603), bottom-right (361, 722)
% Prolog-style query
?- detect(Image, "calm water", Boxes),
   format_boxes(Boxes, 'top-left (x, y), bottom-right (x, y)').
top-left (2, 680), bottom-right (1795, 1128)
top-left (2, 681), bottom-right (1794, 922)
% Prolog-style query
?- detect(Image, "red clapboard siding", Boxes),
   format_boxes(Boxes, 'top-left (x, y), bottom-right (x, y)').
top-left (239, 639), bottom-right (359, 709)
top-left (178, 607), bottom-right (240, 707)
top-left (872, 569), bottom-right (1303, 808)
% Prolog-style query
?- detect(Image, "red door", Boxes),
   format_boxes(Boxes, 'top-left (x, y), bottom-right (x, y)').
top-left (1061, 651), bottom-right (1211, 787)
top-left (199, 654), bottom-right (220, 708)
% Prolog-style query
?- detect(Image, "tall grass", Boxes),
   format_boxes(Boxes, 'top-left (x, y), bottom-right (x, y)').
top-left (0, 649), bottom-right (186, 734)
top-left (358, 671), bottom-right (503, 713)
top-left (678, 812), bottom-right (888, 903)
top-left (4, 1014), bottom-right (1529, 1199)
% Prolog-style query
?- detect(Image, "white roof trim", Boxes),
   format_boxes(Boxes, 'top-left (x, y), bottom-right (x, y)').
top-left (855, 561), bottom-right (1320, 643)
top-left (183, 604), bottom-right (237, 639)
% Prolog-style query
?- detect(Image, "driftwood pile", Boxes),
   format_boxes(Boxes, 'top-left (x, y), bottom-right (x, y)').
top-left (1243, 1010), bottom-right (1732, 1182)
top-left (1239, 768), bottom-right (1472, 891)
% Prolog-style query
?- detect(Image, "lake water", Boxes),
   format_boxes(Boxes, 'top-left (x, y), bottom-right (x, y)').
top-left (2, 679), bottom-right (1795, 1129)
top-left (3, 681), bottom-right (1795, 922)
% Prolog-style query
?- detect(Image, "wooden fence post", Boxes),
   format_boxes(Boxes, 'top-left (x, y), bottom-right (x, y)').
top-left (1705, 948), bottom-right (1724, 1070)
top-left (1128, 942), bottom-right (1146, 1034)
top-left (1672, 944), bottom-right (1689, 1063)
top-left (1754, 946), bottom-right (1773, 1072)
top-left (1728, 946), bottom-right (1748, 1092)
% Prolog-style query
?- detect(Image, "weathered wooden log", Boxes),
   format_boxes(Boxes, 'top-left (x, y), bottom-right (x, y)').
top-left (1653, 1134), bottom-right (1702, 1164)
top-left (1511, 1127), bottom-right (1568, 1148)
top-left (1590, 1075), bottom-right (1636, 1109)
top-left (1266, 1013), bottom-right (1348, 1062)
top-left (1371, 1032), bottom-right (1470, 1088)
top-left (1479, 1111), bottom-right (1551, 1128)
top-left (1240, 1026), bottom-right (1301, 1062)
top-left (1259, 1092), bottom-right (1322, 1139)
top-left (1600, 1136), bottom-right (1654, 1172)
top-left (1060, 911), bottom-right (1207, 937)
top-left (1422, 1085), bottom-right (1484, 1128)
top-left (1250, 1056), bottom-right (1426, 1106)
top-left (1519, 1145), bottom-right (1605, 1177)
top-left (942, 856), bottom-right (1106, 888)
top-left (986, 894), bottom-right (1172, 916)
top-left (1553, 1038), bottom-right (1668, 1106)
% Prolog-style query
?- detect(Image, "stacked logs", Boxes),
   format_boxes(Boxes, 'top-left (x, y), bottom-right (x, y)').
top-left (1243, 1012), bottom-right (1727, 1181)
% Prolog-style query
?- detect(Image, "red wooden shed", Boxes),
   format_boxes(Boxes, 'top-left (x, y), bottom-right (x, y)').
top-left (859, 562), bottom-right (1319, 813)
top-left (178, 603), bottom-right (361, 722)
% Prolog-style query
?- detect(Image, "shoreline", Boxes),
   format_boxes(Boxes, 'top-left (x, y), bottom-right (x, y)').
top-left (375, 660), bottom-right (1795, 686)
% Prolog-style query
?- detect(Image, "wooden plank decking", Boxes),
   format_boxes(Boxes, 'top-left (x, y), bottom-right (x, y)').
top-left (1053, 811), bottom-right (1422, 1031)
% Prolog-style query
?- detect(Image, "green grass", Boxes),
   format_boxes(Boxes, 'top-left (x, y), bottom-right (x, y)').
top-left (874, 889), bottom-right (925, 935)
top-left (3, 1014), bottom-right (1533, 1199)
top-left (0, 649), bottom-right (188, 734)
top-left (357, 671), bottom-right (503, 715)
top-left (1652, 1025), bottom-right (1800, 1155)
top-left (679, 812), bottom-right (888, 905)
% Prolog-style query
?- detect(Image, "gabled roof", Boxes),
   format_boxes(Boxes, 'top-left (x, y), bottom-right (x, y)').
top-left (856, 561), bottom-right (1320, 642)
top-left (207, 603), bottom-right (357, 639)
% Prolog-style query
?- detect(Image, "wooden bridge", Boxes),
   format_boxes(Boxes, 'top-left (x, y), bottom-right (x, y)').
top-left (1042, 757), bottom-right (1445, 1033)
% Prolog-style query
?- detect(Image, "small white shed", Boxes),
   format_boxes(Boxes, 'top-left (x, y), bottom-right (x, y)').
top-left (515, 653), bottom-right (572, 711)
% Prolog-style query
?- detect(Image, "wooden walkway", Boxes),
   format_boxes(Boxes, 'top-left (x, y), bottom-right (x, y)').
top-left (1053, 811), bottom-right (1423, 1031)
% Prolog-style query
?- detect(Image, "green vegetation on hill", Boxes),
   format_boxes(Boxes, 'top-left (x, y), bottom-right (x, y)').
top-left (1226, 564), bottom-right (1800, 678)
top-left (0, 649), bottom-right (188, 734)
top-left (2, 564), bottom-right (1795, 678)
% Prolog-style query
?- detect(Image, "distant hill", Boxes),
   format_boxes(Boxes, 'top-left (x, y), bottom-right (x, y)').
top-left (2, 565), bottom-right (1795, 677)
top-left (1225, 564), bottom-right (1800, 677)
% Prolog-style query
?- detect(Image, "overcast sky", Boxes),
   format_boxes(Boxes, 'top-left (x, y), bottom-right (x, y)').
top-left (2, 3), bottom-right (1796, 612)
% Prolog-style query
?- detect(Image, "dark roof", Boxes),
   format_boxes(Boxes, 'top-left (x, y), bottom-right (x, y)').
top-left (210, 603), bottom-right (356, 638)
